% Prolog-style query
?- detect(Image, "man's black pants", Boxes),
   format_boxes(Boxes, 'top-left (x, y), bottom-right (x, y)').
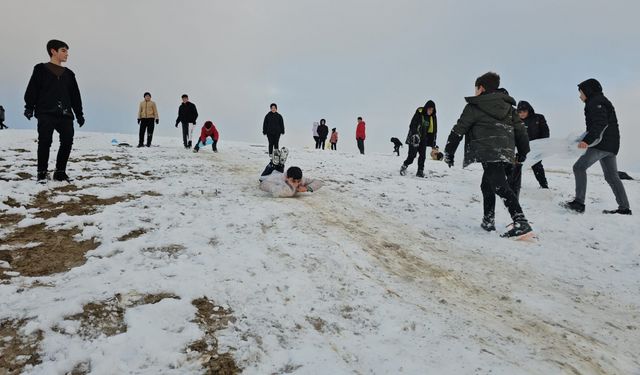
top-left (139, 118), bottom-right (155, 146)
top-left (480, 162), bottom-right (524, 220)
top-left (267, 134), bottom-right (280, 155)
top-left (403, 142), bottom-right (428, 171)
top-left (37, 114), bottom-right (74, 173)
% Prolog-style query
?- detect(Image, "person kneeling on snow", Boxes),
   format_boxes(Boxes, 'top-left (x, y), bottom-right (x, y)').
top-left (193, 121), bottom-right (219, 153)
top-left (259, 148), bottom-right (323, 198)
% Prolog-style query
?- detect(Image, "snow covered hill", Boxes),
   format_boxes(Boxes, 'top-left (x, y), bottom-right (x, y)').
top-left (1, 129), bottom-right (639, 375)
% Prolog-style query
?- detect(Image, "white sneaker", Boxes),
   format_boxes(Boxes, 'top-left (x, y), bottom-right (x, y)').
top-left (279, 147), bottom-right (289, 165)
top-left (271, 149), bottom-right (281, 165)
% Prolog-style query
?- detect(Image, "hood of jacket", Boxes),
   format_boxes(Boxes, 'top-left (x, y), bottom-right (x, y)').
top-left (465, 92), bottom-right (516, 120)
top-left (578, 78), bottom-right (603, 100)
top-left (516, 100), bottom-right (535, 115)
top-left (424, 100), bottom-right (436, 115)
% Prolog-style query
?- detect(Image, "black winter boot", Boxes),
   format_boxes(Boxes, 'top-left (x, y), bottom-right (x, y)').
top-left (52, 170), bottom-right (71, 182)
top-left (416, 170), bottom-right (425, 178)
top-left (562, 200), bottom-right (585, 213)
top-left (37, 171), bottom-right (49, 184)
top-left (400, 164), bottom-right (407, 176)
top-left (500, 218), bottom-right (533, 239)
top-left (481, 216), bottom-right (495, 232)
top-left (603, 208), bottom-right (632, 215)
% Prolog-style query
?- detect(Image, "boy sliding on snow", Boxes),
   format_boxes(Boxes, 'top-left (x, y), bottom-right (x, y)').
top-left (193, 121), bottom-right (219, 153)
top-left (444, 72), bottom-right (533, 239)
top-left (259, 148), bottom-right (323, 198)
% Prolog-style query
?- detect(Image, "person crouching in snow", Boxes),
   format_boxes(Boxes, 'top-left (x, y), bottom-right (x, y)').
top-left (193, 121), bottom-right (219, 153)
top-left (259, 148), bottom-right (323, 197)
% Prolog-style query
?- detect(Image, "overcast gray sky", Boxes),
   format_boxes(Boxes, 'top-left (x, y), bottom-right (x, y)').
top-left (1, 0), bottom-right (639, 170)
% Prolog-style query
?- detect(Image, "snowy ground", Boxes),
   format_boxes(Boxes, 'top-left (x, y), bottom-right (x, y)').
top-left (1, 129), bottom-right (639, 375)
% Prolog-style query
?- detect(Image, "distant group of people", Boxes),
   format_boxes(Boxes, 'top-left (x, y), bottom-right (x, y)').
top-left (16, 40), bottom-right (633, 240)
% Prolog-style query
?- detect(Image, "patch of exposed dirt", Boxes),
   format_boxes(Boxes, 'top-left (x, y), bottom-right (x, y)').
top-left (9, 149), bottom-right (30, 153)
top-left (0, 224), bottom-right (99, 278)
top-left (187, 297), bottom-right (240, 375)
top-left (0, 318), bottom-right (43, 375)
top-left (143, 190), bottom-right (162, 197)
top-left (70, 155), bottom-right (121, 163)
top-left (27, 191), bottom-right (134, 219)
top-left (62, 293), bottom-right (180, 340)
top-left (3, 197), bottom-right (23, 208)
top-left (16, 172), bottom-right (32, 180)
top-left (117, 228), bottom-right (148, 242)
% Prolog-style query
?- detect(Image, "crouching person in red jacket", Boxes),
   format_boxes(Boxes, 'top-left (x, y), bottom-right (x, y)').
top-left (194, 121), bottom-right (219, 153)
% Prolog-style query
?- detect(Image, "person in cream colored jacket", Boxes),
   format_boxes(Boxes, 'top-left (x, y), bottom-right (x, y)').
top-left (137, 92), bottom-right (159, 147)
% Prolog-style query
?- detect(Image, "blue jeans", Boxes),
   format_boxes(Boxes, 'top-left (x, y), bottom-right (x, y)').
top-left (573, 148), bottom-right (630, 209)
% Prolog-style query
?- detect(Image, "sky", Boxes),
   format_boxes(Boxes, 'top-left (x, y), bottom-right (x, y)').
top-left (1, 0), bottom-right (639, 170)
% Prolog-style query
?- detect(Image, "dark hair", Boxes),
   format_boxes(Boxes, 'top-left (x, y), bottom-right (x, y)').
top-left (475, 72), bottom-right (500, 92)
top-left (357, 116), bottom-right (363, 121)
top-left (332, 128), bottom-right (336, 132)
top-left (578, 78), bottom-right (603, 99)
top-left (320, 119), bottom-right (326, 125)
top-left (270, 103), bottom-right (278, 109)
top-left (144, 92), bottom-right (151, 98)
top-left (46, 39), bottom-right (69, 57)
top-left (181, 94), bottom-right (188, 99)
top-left (286, 166), bottom-right (302, 180)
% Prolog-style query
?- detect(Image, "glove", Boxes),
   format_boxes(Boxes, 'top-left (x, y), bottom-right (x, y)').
top-left (175, 122), bottom-right (179, 128)
top-left (516, 153), bottom-right (526, 163)
top-left (155, 119), bottom-right (159, 124)
top-left (24, 109), bottom-right (33, 120)
top-left (137, 119), bottom-right (141, 125)
top-left (77, 116), bottom-right (85, 127)
top-left (444, 153), bottom-right (454, 168)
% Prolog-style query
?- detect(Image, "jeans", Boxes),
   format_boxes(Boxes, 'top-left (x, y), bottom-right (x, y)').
top-left (37, 114), bottom-right (74, 173)
top-left (481, 162), bottom-right (526, 221)
top-left (531, 161), bottom-right (548, 188)
top-left (331, 142), bottom-right (337, 150)
top-left (180, 122), bottom-right (191, 147)
top-left (573, 148), bottom-right (630, 209)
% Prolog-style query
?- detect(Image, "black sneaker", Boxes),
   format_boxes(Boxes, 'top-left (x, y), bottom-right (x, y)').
top-left (416, 170), bottom-right (425, 178)
top-left (562, 200), bottom-right (585, 213)
top-left (37, 171), bottom-right (49, 184)
top-left (400, 164), bottom-right (407, 176)
top-left (137, 144), bottom-right (144, 148)
top-left (187, 140), bottom-right (192, 148)
top-left (52, 171), bottom-right (71, 182)
top-left (481, 216), bottom-right (495, 232)
top-left (500, 220), bottom-right (533, 239)
top-left (603, 208), bottom-right (632, 215)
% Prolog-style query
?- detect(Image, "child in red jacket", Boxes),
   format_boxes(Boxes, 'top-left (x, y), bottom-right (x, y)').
top-left (193, 121), bottom-right (219, 152)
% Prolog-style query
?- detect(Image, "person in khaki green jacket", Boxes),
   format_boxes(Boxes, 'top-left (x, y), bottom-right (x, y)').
top-left (444, 72), bottom-right (532, 239)
top-left (137, 92), bottom-right (159, 147)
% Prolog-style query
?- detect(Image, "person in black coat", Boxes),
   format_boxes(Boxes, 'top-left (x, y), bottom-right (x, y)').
top-left (0, 106), bottom-right (7, 129)
top-left (390, 137), bottom-right (403, 156)
top-left (317, 119), bottom-right (329, 149)
top-left (24, 39), bottom-right (84, 183)
top-left (563, 78), bottom-right (631, 215)
top-left (516, 101), bottom-right (550, 190)
top-left (263, 103), bottom-right (285, 156)
top-left (175, 94), bottom-right (199, 149)
top-left (400, 100), bottom-right (437, 177)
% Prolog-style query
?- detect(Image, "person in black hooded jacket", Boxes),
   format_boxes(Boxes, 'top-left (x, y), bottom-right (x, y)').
top-left (563, 79), bottom-right (631, 215)
top-left (24, 39), bottom-right (84, 183)
top-left (317, 119), bottom-right (329, 149)
top-left (516, 100), bottom-right (550, 190)
top-left (400, 100), bottom-right (437, 177)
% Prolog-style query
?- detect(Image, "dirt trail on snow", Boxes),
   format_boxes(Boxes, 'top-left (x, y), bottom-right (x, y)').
top-left (296, 194), bottom-right (638, 374)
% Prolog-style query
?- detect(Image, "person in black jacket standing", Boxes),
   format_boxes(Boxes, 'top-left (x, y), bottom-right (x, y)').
top-left (563, 79), bottom-right (631, 215)
top-left (317, 119), bottom-right (329, 149)
top-left (516, 101), bottom-right (550, 189)
top-left (175, 94), bottom-right (198, 149)
top-left (0, 106), bottom-right (7, 129)
top-left (24, 39), bottom-right (84, 183)
top-left (263, 103), bottom-right (285, 156)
